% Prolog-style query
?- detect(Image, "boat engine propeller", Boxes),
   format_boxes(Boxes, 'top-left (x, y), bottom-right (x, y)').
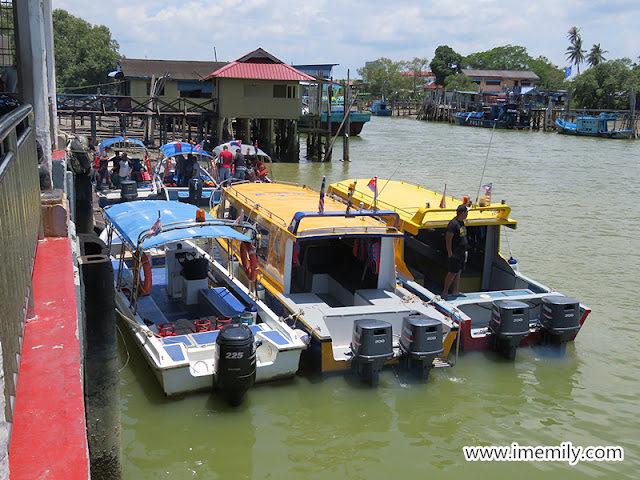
top-left (489, 300), bottom-right (530, 360)
top-left (349, 319), bottom-right (393, 387)
top-left (215, 324), bottom-right (256, 406)
top-left (399, 315), bottom-right (444, 382)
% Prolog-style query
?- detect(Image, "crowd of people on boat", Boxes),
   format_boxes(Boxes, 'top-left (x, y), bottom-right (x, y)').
top-left (92, 142), bottom-right (151, 191)
top-left (212, 145), bottom-right (269, 185)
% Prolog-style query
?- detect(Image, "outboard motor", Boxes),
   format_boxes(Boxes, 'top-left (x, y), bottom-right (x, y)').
top-left (350, 319), bottom-right (393, 386)
top-left (540, 296), bottom-right (581, 348)
top-left (120, 180), bottom-right (138, 201)
top-left (489, 300), bottom-right (530, 360)
top-left (399, 315), bottom-right (444, 381)
top-left (215, 324), bottom-right (256, 406)
top-left (188, 177), bottom-right (203, 205)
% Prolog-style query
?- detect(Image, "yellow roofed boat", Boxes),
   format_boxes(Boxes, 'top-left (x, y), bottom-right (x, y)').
top-left (213, 181), bottom-right (458, 383)
top-left (328, 179), bottom-right (590, 360)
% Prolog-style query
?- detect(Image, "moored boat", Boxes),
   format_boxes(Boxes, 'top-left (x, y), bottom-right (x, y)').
top-left (328, 179), bottom-right (591, 360)
top-left (556, 113), bottom-right (633, 139)
top-left (154, 141), bottom-right (220, 208)
top-left (454, 103), bottom-right (531, 130)
top-left (370, 100), bottom-right (392, 116)
top-left (102, 200), bottom-right (307, 403)
top-left (212, 181), bottom-right (458, 385)
top-left (96, 136), bottom-right (157, 206)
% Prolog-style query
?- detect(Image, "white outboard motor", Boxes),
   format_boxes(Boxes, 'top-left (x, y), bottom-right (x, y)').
top-left (215, 324), bottom-right (256, 406)
top-left (350, 319), bottom-right (393, 387)
top-left (489, 300), bottom-right (530, 360)
top-left (399, 315), bottom-right (444, 381)
top-left (540, 296), bottom-right (581, 350)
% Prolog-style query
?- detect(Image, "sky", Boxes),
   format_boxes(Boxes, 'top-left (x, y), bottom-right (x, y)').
top-left (53, 0), bottom-right (640, 79)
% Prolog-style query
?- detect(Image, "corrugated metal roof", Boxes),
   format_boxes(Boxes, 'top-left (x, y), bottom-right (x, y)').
top-left (462, 69), bottom-right (540, 80)
top-left (203, 62), bottom-right (316, 81)
top-left (119, 59), bottom-right (228, 80)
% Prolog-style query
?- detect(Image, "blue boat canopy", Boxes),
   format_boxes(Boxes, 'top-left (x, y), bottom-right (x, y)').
top-left (160, 141), bottom-right (213, 159)
top-left (103, 200), bottom-right (250, 249)
top-left (98, 136), bottom-right (148, 154)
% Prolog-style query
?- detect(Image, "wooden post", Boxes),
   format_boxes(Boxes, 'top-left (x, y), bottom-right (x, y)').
top-left (343, 71), bottom-right (350, 163)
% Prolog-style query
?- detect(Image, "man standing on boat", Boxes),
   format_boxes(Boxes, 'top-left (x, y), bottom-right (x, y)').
top-left (218, 145), bottom-right (234, 184)
top-left (442, 204), bottom-right (469, 298)
top-left (233, 148), bottom-right (246, 181)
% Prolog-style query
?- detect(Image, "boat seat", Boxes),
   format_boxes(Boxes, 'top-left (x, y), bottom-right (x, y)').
top-left (136, 294), bottom-right (169, 327)
top-left (199, 287), bottom-right (246, 318)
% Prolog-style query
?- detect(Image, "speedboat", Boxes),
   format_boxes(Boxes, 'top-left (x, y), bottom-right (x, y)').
top-left (154, 141), bottom-right (220, 208)
top-left (95, 136), bottom-right (157, 206)
top-left (212, 182), bottom-right (458, 386)
top-left (101, 200), bottom-right (307, 404)
top-left (328, 179), bottom-right (591, 360)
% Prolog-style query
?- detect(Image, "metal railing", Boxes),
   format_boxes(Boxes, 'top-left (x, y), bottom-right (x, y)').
top-left (0, 104), bottom-right (41, 424)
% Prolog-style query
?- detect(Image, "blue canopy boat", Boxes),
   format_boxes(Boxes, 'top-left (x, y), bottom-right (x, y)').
top-left (154, 141), bottom-right (220, 208)
top-left (370, 100), bottom-right (392, 116)
top-left (102, 200), bottom-right (307, 403)
top-left (556, 113), bottom-right (633, 139)
top-left (454, 103), bottom-right (531, 130)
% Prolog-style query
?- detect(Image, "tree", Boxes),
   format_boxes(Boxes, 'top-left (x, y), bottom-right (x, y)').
top-left (571, 59), bottom-right (640, 109)
top-left (444, 73), bottom-right (478, 92)
top-left (566, 26), bottom-right (585, 75)
top-left (401, 57), bottom-right (429, 97)
top-left (430, 46), bottom-right (462, 86)
top-left (587, 44), bottom-right (607, 67)
top-left (357, 58), bottom-right (407, 99)
top-left (53, 9), bottom-right (121, 92)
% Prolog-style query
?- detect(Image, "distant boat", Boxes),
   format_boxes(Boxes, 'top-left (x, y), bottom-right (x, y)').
top-left (556, 113), bottom-right (633, 139)
top-left (370, 100), bottom-right (392, 116)
top-left (454, 103), bottom-right (531, 130)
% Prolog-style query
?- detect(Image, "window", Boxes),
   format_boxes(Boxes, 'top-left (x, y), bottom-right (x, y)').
top-left (485, 79), bottom-right (501, 86)
top-left (255, 224), bottom-right (270, 261)
top-left (273, 85), bottom-right (286, 98)
top-left (521, 81), bottom-right (532, 86)
top-left (146, 82), bottom-right (165, 96)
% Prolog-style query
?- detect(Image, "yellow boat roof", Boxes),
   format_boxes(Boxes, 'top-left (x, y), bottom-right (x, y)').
top-left (223, 182), bottom-right (402, 239)
top-left (328, 179), bottom-right (517, 235)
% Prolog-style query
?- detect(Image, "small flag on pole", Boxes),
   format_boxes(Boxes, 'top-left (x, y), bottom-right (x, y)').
top-left (318, 176), bottom-right (326, 214)
top-left (149, 210), bottom-right (162, 236)
top-left (564, 66), bottom-right (572, 78)
top-left (439, 184), bottom-right (447, 208)
top-left (176, 141), bottom-right (182, 151)
top-left (483, 183), bottom-right (493, 205)
top-left (195, 142), bottom-right (203, 153)
top-left (367, 177), bottom-right (377, 211)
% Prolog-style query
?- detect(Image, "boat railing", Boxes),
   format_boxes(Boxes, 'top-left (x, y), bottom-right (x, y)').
top-left (225, 184), bottom-right (291, 229)
top-left (0, 104), bottom-right (41, 424)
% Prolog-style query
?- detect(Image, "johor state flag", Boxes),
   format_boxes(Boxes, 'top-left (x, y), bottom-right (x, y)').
top-left (318, 176), bottom-right (326, 214)
top-left (564, 66), bottom-right (572, 78)
top-left (367, 176), bottom-right (377, 194)
top-left (149, 211), bottom-right (162, 236)
top-left (439, 184), bottom-right (447, 208)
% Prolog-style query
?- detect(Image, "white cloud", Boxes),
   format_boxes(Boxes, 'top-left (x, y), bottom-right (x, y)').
top-left (53, 0), bottom-right (640, 77)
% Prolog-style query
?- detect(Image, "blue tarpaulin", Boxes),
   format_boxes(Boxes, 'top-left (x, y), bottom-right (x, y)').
top-left (160, 141), bottom-right (213, 159)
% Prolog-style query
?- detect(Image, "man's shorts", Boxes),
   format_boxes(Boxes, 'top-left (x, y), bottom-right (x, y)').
top-left (447, 253), bottom-right (466, 273)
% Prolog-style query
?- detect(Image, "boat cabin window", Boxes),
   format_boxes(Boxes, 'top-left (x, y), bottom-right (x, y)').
top-left (219, 198), bottom-right (238, 221)
top-left (255, 224), bottom-right (270, 261)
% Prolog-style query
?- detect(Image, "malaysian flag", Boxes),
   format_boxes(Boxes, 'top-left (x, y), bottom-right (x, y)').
top-left (195, 142), bottom-right (203, 153)
top-left (367, 176), bottom-right (378, 211)
top-left (318, 176), bottom-right (326, 214)
top-left (483, 183), bottom-right (493, 205)
top-left (439, 184), bottom-right (447, 208)
top-left (149, 211), bottom-right (161, 236)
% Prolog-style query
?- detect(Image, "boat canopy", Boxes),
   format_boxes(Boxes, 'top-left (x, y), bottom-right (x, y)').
top-left (98, 136), bottom-right (147, 154)
top-left (103, 200), bottom-right (251, 250)
top-left (160, 141), bottom-right (213, 159)
top-left (213, 141), bottom-right (270, 158)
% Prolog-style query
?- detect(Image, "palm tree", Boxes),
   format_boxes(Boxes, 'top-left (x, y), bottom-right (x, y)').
top-left (587, 44), bottom-right (607, 67)
top-left (567, 26), bottom-right (581, 45)
top-left (566, 35), bottom-right (585, 75)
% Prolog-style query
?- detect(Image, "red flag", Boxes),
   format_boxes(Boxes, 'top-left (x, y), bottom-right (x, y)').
top-left (439, 184), bottom-right (447, 208)
top-left (367, 177), bottom-right (377, 194)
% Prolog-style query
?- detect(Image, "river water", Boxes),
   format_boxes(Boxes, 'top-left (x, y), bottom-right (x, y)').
top-left (119, 116), bottom-right (640, 479)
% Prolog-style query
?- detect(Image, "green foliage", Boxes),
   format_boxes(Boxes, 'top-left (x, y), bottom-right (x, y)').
top-left (529, 56), bottom-right (566, 90)
top-left (430, 46), bottom-right (462, 86)
top-left (565, 26), bottom-right (585, 74)
top-left (463, 45), bottom-right (532, 70)
top-left (357, 57), bottom-right (420, 100)
top-left (53, 9), bottom-right (121, 92)
top-left (586, 44), bottom-right (607, 67)
top-left (444, 73), bottom-right (478, 92)
top-left (570, 59), bottom-right (640, 109)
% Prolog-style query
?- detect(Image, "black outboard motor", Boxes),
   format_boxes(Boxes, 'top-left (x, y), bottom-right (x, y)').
top-left (120, 180), bottom-right (138, 201)
top-left (215, 324), bottom-right (256, 406)
top-left (540, 296), bottom-right (581, 348)
top-left (399, 315), bottom-right (444, 381)
top-left (350, 319), bottom-right (393, 386)
top-left (188, 177), bottom-right (203, 205)
top-left (489, 300), bottom-right (530, 360)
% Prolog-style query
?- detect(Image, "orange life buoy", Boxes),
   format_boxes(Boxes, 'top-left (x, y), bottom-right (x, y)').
top-left (240, 241), bottom-right (258, 282)
top-left (133, 252), bottom-right (152, 296)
